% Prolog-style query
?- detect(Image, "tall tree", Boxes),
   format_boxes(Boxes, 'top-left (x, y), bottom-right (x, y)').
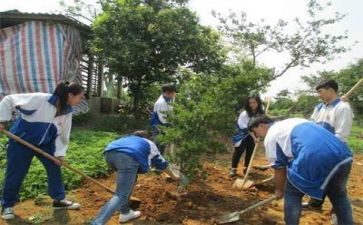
top-left (91, 0), bottom-right (226, 112)
top-left (213, 0), bottom-right (350, 88)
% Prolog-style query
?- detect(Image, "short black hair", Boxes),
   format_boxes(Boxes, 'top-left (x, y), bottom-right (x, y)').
top-left (162, 84), bottom-right (176, 93)
top-left (316, 80), bottom-right (338, 92)
top-left (132, 130), bottom-right (151, 139)
top-left (247, 115), bottom-right (274, 131)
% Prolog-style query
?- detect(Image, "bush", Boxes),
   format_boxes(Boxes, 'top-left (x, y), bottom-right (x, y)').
top-left (160, 64), bottom-right (273, 184)
top-left (91, 113), bottom-right (150, 133)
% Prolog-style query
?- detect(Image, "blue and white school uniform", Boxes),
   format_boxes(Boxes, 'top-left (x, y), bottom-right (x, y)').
top-left (150, 95), bottom-right (173, 129)
top-left (0, 93), bottom-right (73, 207)
top-left (104, 135), bottom-right (168, 173)
top-left (232, 111), bottom-right (252, 147)
top-left (311, 98), bottom-right (354, 143)
top-left (264, 118), bottom-right (352, 200)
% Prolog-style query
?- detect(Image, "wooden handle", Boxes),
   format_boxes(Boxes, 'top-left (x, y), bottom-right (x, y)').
top-left (240, 143), bottom-right (259, 187)
top-left (238, 195), bottom-right (277, 215)
top-left (1, 129), bottom-right (140, 202)
top-left (344, 78), bottom-right (363, 98)
top-left (241, 97), bottom-right (271, 187)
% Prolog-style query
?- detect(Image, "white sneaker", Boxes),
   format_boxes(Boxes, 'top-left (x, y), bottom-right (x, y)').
top-left (1, 207), bottom-right (15, 220)
top-left (53, 199), bottom-right (81, 210)
top-left (331, 213), bottom-right (338, 225)
top-left (119, 210), bottom-right (141, 223)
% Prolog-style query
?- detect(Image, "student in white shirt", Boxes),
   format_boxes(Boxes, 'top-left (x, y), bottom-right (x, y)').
top-left (150, 84), bottom-right (176, 155)
top-left (248, 116), bottom-right (353, 225)
top-left (304, 79), bottom-right (354, 209)
top-left (0, 82), bottom-right (84, 220)
top-left (230, 95), bottom-right (264, 177)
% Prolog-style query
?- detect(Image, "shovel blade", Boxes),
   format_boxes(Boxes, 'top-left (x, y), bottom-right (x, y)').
top-left (241, 180), bottom-right (255, 189)
top-left (217, 211), bottom-right (240, 224)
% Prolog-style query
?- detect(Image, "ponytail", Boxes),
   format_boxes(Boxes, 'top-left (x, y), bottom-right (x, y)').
top-left (54, 82), bottom-right (84, 114)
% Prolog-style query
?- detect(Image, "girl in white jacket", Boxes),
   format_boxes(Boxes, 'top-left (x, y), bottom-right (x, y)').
top-left (0, 82), bottom-right (84, 220)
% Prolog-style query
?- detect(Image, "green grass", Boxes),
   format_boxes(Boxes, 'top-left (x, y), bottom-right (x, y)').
top-left (0, 129), bottom-right (118, 199)
top-left (347, 123), bottom-right (363, 153)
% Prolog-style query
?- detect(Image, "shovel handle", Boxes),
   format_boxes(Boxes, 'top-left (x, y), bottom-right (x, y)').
top-left (240, 144), bottom-right (259, 187)
top-left (344, 78), bottom-right (363, 98)
top-left (238, 195), bottom-right (277, 215)
top-left (1, 129), bottom-right (141, 202)
top-left (241, 97), bottom-right (271, 187)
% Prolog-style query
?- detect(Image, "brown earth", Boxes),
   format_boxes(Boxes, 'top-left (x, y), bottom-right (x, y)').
top-left (2, 151), bottom-right (363, 225)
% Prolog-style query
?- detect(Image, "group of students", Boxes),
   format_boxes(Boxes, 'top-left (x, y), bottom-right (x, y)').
top-left (0, 82), bottom-right (179, 224)
top-left (232, 79), bottom-right (354, 225)
top-left (0, 79), bottom-right (355, 225)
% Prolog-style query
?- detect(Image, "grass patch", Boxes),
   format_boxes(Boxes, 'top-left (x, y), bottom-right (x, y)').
top-left (0, 129), bottom-right (118, 199)
top-left (348, 123), bottom-right (363, 153)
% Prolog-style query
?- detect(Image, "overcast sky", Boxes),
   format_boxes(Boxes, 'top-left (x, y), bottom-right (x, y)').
top-left (1, 0), bottom-right (363, 97)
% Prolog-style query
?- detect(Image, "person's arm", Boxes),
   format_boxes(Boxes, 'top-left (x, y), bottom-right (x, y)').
top-left (274, 168), bottom-right (287, 199)
top-left (335, 104), bottom-right (353, 142)
top-left (237, 111), bottom-right (249, 130)
top-left (154, 101), bottom-right (169, 125)
top-left (248, 131), bottom-right (260, 143)
top-left (310, 105), bottom-right (320, 122)
top-left (266, 141), bottom-right (289, 199)
top-left (54, 114), bottom-right (72, 159)
top-left (0, 93), bottom-right (44, 122)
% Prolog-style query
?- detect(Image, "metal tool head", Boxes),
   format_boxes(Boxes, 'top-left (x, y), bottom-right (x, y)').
top-left (216, 211), bottom-right (240, 224)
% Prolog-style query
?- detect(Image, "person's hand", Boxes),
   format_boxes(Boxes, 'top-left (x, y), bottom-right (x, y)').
top-left (275, 189), bottom-right (284, 200)
top-left (340, 95), bottom-right (349, 102)
top-left (55, 156), bottom-right (64, 166)
top-left (0, 123), bottom-right (5, 132)
top-left (253, 137), bottom-right (261, 144)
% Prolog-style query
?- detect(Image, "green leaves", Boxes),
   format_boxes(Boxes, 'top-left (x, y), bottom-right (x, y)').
top-left (0, 130), bottom-right (117, 199)
top-left (91, 0), bottom-right (226, 112)
top-left (214, 0), bottom-right (349, 82)
top-left (159, 63), bottom-right (272, 184)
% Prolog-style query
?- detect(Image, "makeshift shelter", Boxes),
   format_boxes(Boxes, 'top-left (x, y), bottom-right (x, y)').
top-left (0, 10), bottom-right (101, 113)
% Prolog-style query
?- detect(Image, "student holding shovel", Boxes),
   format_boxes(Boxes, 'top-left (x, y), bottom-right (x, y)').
top-left (0, 83), bottom-right (84, 220)
top-left (303, 79), bottom-right (354, 210)
top-left (150, 84), bottom-right (176, 155)
top-left (248, 116), bottom-right (353, 225)
top-left (91, 130), bottom-right (179, 225)
top-left (0, 82), bottom-right (84, 220)
top-left (230, 95), bottom-right (264, 177)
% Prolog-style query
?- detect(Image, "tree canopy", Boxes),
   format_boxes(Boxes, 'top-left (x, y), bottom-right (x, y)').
top-left (91, 0), bottom-right (226, 111)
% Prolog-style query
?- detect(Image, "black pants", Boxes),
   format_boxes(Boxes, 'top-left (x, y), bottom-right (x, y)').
top-left (231, 135), bottom-right (255, 169)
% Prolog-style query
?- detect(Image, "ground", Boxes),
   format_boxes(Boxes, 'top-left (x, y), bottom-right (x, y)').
top-left (2, 151), bottom-right (363, 225)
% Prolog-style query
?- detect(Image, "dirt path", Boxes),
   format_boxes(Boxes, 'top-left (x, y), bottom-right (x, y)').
top-left (2, 152), bottom-right (363, 225)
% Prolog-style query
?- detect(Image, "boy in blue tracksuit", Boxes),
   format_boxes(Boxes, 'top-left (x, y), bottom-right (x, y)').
top-left (0, 82), bottom-right (85, 220)
top-left (248, 116), bottom-right (353, 225)
top-left (92, 131), bottom-right (179, 225)
top-left (305, 79), bottom-right (354, 209)
top-left (150, 84), bottom-right (176, 155)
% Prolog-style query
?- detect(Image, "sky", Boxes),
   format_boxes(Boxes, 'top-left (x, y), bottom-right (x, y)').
top-left (1, 0), bottom-right (363, 97)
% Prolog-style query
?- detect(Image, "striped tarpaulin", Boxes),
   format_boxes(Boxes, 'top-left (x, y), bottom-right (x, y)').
top-left (0, 21), bottom-right (88, 113)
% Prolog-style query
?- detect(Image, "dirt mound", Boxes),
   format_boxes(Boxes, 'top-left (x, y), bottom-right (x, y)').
top-left (3, 153), bottom-right (363, 225)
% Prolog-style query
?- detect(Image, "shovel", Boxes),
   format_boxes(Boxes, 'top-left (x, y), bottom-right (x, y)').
top-left (232, 143), bottom-right (259, 190)
top-left (217, 195), bottom-right (277, 224)
top-left (1, 129), bottom-right (141, 208)
top-left (344, 78), bottom-right (363, 98)
top-left (232, 97), bottom-right (272, 190)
